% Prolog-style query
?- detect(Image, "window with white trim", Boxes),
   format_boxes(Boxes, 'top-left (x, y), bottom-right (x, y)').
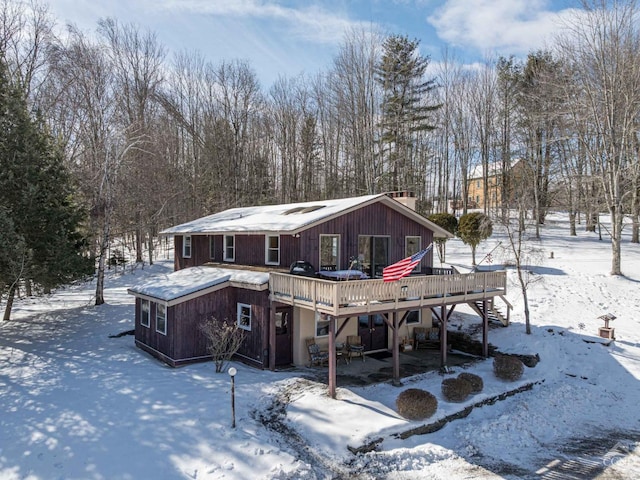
top-left (156, 303), bottom-right (167, 335)
top-left (405, 236), bottom-right (421, 257)
top-left (237, 303), bottom-right (251, 331)
top-left (140, 299), bottom-right (150, 327)
top-left (224, 235), bottom-right (235, 262)
top-left (209, 236), bottom-right (215, 260)
top-left (406, 310), bottom-right (421, 324)
top-left (319, 234), bottom-right (339, 269)
top-left (183, 235), bottom-right (191, 258)
top-left (265, 235), bottom-right (280, 265)
top-left (315, 312), bottom-right (330, 337)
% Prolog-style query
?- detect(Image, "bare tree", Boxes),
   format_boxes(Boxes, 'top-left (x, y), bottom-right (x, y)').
top-left (556, 0), bottom-right (640, 275)
top-left (199, 317), bottom-right (245, 373)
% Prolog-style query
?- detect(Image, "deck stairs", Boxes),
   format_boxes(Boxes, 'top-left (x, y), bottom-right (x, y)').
top-left (468, 296), bottom-right (511, 326)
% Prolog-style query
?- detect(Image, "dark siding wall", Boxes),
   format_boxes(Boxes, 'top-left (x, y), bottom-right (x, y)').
top-left (235, 289), bottom-right (270, 367)
top-left (298, 203), bottom-right (435, 270)
top-left (135, 300), bottom-right (173, 359)
top-left (174, 234), bottom-right (212, 271)
top-left (172, 288), bottom-right (235, 361)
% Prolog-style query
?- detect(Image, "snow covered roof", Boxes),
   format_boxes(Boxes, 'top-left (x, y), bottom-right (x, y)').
top-left (160, 194), bottom-right (452, 238)
top-left (127, 266), bottom-right (269, 305)
top-left (468, 159), bottom-right (521, 180)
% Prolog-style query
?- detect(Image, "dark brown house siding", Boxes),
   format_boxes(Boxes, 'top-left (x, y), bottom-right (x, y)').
top-left (171, 202), bottom-right (435, 273)
top-left (297, 202), bottom-right (435, 271)
top-left (134, 287), bottom-right (270, 368)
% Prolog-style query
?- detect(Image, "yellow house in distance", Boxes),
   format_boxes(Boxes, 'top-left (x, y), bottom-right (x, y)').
top-left (467, 159), bottom-right (525, 210)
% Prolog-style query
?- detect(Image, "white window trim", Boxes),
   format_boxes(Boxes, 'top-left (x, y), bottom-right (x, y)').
top-left (209, 236), bottom-right (215, 260)
top-left (265, 235), bottom-right (280, 265)
top-left (140, 299), bottom-right (150, 328)
top-left (224, 235), bottom-right (235, 262)
top-left (405, 236), bottom-right (422, 256)
top-left (237, 303), bottom-right (251, 331)
top-left (315, 312), bottom-right (330, 338)
top-left (183, 235), bottom-right (192, 258)
top-left (406, 309), bottom-right (421, 325)
top-left (156, 303), bottom-right (167, 335)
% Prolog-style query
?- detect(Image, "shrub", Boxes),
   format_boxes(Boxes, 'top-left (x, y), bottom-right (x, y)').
top-left (396, 388), bottom-right (438, 420)
top-left (493, 354), bottom-right (524, 381)
top-left (441, 377), bottom-right (472, 403)
top-left (199, 317), bottom-right (245, 373)
top-left (457, 372), bottom-right (483, 393)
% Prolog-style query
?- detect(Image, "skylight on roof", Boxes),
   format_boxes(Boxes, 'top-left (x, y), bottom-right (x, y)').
top-left (282, 205), bottom-right (326, 215)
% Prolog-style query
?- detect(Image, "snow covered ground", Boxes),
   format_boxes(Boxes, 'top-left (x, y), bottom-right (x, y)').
top-left (2, 212), bottom-right (640, 479)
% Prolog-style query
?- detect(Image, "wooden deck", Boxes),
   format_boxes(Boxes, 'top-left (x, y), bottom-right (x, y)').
top-left (269, 271), bottom-right (507, 317)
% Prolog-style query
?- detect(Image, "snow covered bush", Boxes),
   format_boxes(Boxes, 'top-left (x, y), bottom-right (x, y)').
top-left (396, 388), bottom-right (438, 420)
top-left (457, 372), bottom-right (483, 393)
top-left (493, 354), bottom-right (524, 381)
top-left (441, 377), bottom-right (472, 402)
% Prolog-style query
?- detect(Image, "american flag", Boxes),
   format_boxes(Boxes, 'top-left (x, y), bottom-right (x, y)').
top-left (382, 243), bottom-right (433, 282)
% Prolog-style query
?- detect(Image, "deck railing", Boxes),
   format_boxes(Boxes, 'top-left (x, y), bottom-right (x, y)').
top-left (270, 271), bottom-right (507, 316)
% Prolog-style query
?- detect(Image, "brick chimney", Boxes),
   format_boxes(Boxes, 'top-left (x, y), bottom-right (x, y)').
top-left (387, 191), bottom-right (416, 211)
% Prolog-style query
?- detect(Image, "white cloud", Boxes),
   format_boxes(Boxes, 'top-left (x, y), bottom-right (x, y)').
top-left (160, 0), bottom-right (369, 45)
top-left (427, 0), bottom-right (580, 55)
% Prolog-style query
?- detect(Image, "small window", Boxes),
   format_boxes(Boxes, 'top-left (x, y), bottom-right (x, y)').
top-left (183, 235), bottom-right (191, 258)
top-left (224, 235), bottom-right (235, 262)
top-left (320, 235), bottom-right (339, 270)
top-left (265, 235), bottom-right (280, 265)
top-left (237, 303), bottom-right (251, 331)
top-left (156, 303), bottom-right (167, 335)
top-left (476, 180), bottom-right (480, 188)
top-left (140, 299), bottom-right (150, 327)
top-left (405, 236), bottom-right (421, 257)
top-left (209, 236), bottom-right (215, 260)
top-left (406, 310), bottom-right (421, 325)
top-left (315, 312), bottom-right (330, 337)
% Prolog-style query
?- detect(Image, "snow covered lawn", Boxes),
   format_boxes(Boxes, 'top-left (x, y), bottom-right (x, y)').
top-left (1, 212), bottom-right (640, 479)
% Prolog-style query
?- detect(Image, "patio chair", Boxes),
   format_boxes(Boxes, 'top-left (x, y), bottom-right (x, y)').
top-left (305, 338), bottom-right (329, 367)
top-left (414, 327), bottom-right (440, 350)
top-left (346, 335), bottom-right (365, 363)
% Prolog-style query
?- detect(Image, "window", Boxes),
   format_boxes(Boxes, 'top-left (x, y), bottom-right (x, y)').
top-left (476, 180), bottom-right (480, 188)
top-left (209, 236), bottom-right (215, 260)
top-left (315, 312), bottom-right (330, 337)
top-left (405, 236), bottom-right (421, 257)
top-left (224, 235), bottom-right (235, 262)
top-left (237, 303), bottom-right (251, 331)
top-left (156, 303), bottom-right (166, 335)
top-left (265, 235), bottom-right (280, 265)
top-left (406, 310), bottom-right (421, 325)
top-left (140, 299), bottom-right (150, 327)
top-left (320, 235), bottom-right (339, 269)
top-left (183, 235), bottom-right (191, 258)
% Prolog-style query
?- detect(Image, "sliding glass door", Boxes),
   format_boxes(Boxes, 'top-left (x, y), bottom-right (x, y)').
top-left (358, 236), bottom-right (389, 278)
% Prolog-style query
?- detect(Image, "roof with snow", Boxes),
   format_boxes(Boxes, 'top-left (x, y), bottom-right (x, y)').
top-left (127, 266), bottom-right (269, 304)
top-left (160, 194), bottom-right (452, 238)
top-left (468, 159), bottom-right (522, 180)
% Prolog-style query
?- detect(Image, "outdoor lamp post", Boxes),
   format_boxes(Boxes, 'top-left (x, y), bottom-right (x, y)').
top-left (228, 367), bottom-right (237, 428)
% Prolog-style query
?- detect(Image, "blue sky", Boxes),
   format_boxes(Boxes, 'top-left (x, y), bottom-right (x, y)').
top-left (46, 0), bottom-right (581, 87)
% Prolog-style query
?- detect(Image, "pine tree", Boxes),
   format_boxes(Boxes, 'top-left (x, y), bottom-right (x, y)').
top-left (0, 56), bottom-right (93, 320)
top-left (375, 35), bottom-right (440, 192)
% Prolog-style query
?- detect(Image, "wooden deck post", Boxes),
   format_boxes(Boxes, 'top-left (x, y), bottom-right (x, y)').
top-left (268, 303), bottom-right (276, 370)
top-left (392, 311), bottom-right (401, 386)
top-left (440, 304), bottom-right (447, 368)
top-left (328, 315), bottom-right (337, 399)
top-left (482, 300), bottom-right (489, 357)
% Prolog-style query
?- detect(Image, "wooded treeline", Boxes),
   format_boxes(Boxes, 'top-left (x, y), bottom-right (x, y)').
top-left (1, 0), bottom-right (639, 289)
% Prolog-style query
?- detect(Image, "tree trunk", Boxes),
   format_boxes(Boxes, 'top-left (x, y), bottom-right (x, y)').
top-left (3, 284), bottom-right (16, 321)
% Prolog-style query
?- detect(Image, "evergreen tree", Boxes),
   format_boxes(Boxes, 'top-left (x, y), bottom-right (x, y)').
top-left (375, 35), bottom-right (440, 191)
top-left (0, 56), bottom-right (93, 320)
top-left (458, 212), bottom-right (493, 266)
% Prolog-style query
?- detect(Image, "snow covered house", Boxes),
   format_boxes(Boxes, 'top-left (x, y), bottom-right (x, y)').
top-left (128, 192), bottom-right (508, 396)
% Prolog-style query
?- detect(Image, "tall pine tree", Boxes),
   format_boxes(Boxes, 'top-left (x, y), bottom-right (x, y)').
top-left (0, 55), bottom-right (93, 320)
top-left (375, 35), bottom-right (440, 192)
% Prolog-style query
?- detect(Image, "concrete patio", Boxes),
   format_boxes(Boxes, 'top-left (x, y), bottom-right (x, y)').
top-left (299, 348), bottom-right (481, 388)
